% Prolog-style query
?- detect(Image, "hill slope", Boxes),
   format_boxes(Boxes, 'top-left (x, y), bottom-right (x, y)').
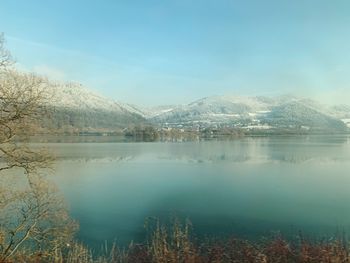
top-left (37, 81), bottom-right (349, 133)
top-left (145, 96), bottom-right (347, 132)
top-left (44, 82), bottom-right (145, 132)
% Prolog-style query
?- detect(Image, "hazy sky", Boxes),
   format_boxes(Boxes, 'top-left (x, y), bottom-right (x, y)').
top-left (1, 0), bottom-right (350, 106)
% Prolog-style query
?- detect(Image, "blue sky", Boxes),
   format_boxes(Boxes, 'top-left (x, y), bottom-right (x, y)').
top-left (1, 0), bottom-right (350, 105)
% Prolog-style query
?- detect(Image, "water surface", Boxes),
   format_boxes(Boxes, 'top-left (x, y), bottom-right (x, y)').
top-left (46, 135), bottom-right (350, 247)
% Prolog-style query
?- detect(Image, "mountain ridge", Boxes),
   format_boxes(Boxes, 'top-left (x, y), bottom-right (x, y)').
top-left (43, 82), bottom-right (350, 133)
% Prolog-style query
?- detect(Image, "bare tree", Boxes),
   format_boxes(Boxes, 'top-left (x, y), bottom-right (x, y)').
top-left (0, 174), bottom-right (78, 261)
top-left (0, 33), bottom-right (12, 69)
top-left (0, 34), bottom-right (77, 262)
top-left (0, 71), bottom-right (53, 171)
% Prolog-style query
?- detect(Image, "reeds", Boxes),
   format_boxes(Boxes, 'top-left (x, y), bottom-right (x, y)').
top-left (3, 219), bottom-right (350, 263)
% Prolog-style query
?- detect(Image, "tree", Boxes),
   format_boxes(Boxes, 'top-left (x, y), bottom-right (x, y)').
top-left (0, 34), bottom-right (12, 69)
top-left (0, 33), bottom-right (77, 262)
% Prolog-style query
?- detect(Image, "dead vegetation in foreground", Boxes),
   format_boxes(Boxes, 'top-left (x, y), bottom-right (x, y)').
top-left (2, 219), bottom-right (350, 263)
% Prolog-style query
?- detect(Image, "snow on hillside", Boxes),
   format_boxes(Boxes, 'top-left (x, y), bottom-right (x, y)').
top-left (126, 104), bottom-right (179, 118)
top-left (263, 101), bottom-right (346, 130)
top-left (328, 105), bottom-right (350, 119)
top-left (342, 119), bottom-right (350, 128)
top-left (187, 95), bottom-right (271, 114)
top-left (143, 95), bottom-right (349, 131)
top-left (49, 82), bottom-right (128, 113)
top-left (148, 95), bottom-right (274, 123)
top-left (43, 81), bottom-right (350, 131)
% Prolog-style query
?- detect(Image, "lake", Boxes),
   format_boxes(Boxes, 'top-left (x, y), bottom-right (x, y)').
top-left (45, 135), bottom-right (350, 247)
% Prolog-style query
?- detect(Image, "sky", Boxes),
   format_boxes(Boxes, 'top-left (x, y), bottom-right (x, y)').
top-left (1, 0), bottom-right (350, 106)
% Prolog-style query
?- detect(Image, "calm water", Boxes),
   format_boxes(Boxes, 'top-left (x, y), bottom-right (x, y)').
top-left (45, 135), bottom-right (350, 247)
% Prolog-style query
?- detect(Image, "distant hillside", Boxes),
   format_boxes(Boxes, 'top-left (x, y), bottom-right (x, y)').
top-left (143, 95), bottom-right (348, 132)
top-left (35, 81), bottom-right (349, 134)
top-left (149, 96), bottom-right (270, 124)
top-left (263, 101), bottom-right (346, 132)
top-left (42, 82), bottom-right (145, 133)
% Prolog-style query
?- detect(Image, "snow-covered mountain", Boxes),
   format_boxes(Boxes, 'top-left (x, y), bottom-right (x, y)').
top-left (263, 101), bottom-right (346, 131)
top-left (42, 81), bottom-right (349, 132)
top-left (122, 104), bottom-right (178, 119)
top-left (49, 82), bottom-right (130, 113)
top-left (45, 82), bottom-right (145, 130)
top-left (149, 96), bottom-right (271, 124)
top-left (144, 95), bottom-right (348, 132)
top-left (328, 105), bottom-right (350, 128)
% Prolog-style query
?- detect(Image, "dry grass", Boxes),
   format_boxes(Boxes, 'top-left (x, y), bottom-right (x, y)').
top-left (2, 219), bottom-right (350, 263)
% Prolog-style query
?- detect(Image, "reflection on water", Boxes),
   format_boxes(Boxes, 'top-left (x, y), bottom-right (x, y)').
top-left (39, 135), bottom-right (350, 164)
top-left (41, 135), bottom-right (350, 247)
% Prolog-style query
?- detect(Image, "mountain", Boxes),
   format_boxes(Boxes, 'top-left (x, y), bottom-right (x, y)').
top-left (328, 105), bottom-right (350, 128)
top-left (123, 104), bottom-right (178, 119)
top-left (44, 82), bottom-right (145, 132)
top-left (50, 82), bottom-right (129, 112)
top-left (145, 95), bottom-right (348, 132)
top-left (39, 81), bottom-right (349, 133)
top-left (149, 96), bottom-right (271, 124)
top-left (263, 101), bottom-right (346, 131)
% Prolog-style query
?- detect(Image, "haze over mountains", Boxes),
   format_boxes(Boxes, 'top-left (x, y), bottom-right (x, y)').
top-left (46, 82), bottom-right (350, 133)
